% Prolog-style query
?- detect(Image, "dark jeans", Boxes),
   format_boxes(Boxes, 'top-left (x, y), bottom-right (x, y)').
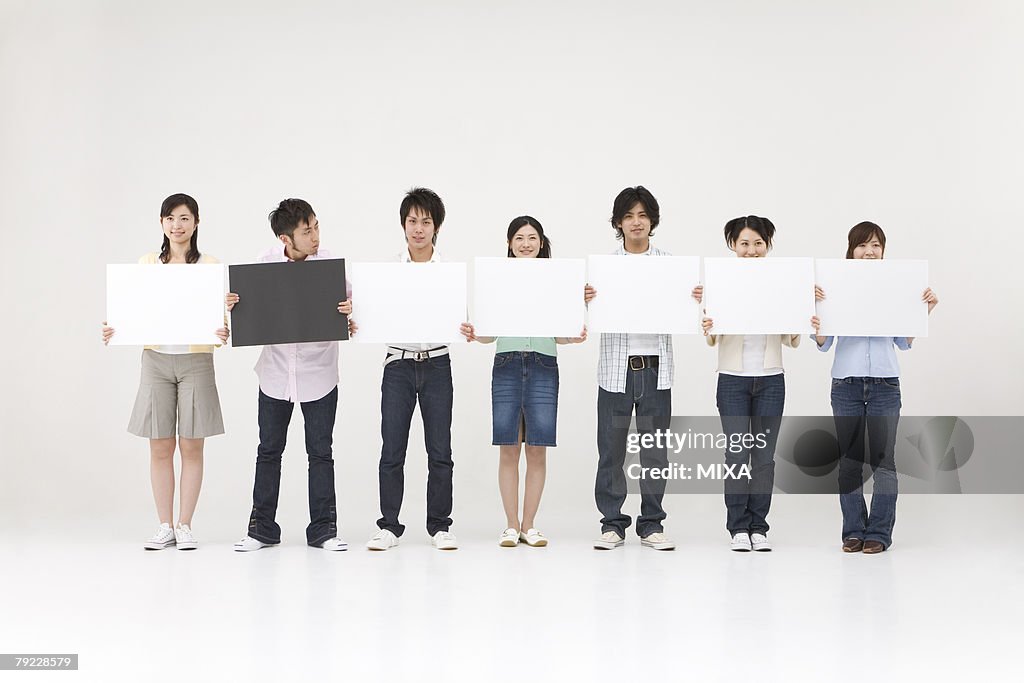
top-left (716, 373), bottom-right (785, 535)
top-left (377, 355), bottom-right (454, 537)
top-left (831, 377), bottom-right (901, 549)
top-left (595, 366), bottom-right (671, 537)
top-left (247, 386), bottom-right (338, 546)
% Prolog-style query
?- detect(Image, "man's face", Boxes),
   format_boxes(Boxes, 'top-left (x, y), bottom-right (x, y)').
top-left (619, 201), bottom-right (651, 242)
top-left (404, 206), bottom-right (436, 251)
top-left (283, 215), bottom-right (320, 259)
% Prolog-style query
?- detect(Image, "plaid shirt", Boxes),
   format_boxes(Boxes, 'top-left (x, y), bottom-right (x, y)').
top-left (595, 243), bottom-right (674, 393)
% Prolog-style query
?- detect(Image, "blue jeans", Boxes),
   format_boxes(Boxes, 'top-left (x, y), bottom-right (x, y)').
top-left (716, 373), bottom-right (785, 535)
top-left (595, 365), bottom-right (671, 537)
top-left (248, 387), bottom-right (338, 546)
top-left (377, 355), bottom-right (454, 537)
top-left (831, 377), bottom-right (901, 548)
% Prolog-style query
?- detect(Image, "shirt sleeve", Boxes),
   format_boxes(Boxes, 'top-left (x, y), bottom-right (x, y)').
top-left (893, 336), bottom-right (912, 351)
top-left (813, 335), bottom-right (834, 352)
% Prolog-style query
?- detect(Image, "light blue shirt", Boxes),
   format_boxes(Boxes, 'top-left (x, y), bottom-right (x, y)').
top-left (812, 335), bottom-right (911, 379)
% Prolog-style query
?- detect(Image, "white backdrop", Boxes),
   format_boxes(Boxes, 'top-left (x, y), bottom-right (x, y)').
top-left (1, 0), bottom-right (1022, 540)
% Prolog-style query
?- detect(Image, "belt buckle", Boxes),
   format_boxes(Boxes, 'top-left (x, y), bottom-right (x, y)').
top-left (629, 356), bottom-right (646, 371)
top-left (413, 351), bottom-right (429, 362)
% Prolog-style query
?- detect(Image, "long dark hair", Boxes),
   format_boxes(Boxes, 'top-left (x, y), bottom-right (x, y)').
top-left (158, 193), bottom-right (201, 264)
top-left (506, 216), bottom-right (552, 258)
top-left (846, 221), bottom-right (886, 259)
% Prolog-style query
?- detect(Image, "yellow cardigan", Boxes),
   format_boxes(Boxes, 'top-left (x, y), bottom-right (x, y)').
top-left (706, 334), bottom-right (801, 373)
top-left (139, 252), bottom-right (224, 354)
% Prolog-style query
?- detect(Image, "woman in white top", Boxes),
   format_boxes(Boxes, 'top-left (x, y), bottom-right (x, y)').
top-left (102, 193), bottom-right (229, 551)
top-left (698, 216), bottom-right (800, 552)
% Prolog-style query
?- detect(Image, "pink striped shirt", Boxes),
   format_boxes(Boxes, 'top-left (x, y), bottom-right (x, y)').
top-left (253, 244), bottom-right (349, 403)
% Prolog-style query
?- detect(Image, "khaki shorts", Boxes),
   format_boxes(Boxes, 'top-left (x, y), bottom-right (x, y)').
top-left (128, 350), bottom-right (225, 439)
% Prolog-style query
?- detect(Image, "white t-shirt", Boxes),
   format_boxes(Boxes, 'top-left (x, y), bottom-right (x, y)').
top-left (624, 245), bottom-right (660, 356)
top-left (727, 335), bottom-right (784, 377)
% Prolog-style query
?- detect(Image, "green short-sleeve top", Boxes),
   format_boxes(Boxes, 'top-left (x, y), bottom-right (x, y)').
top-left (495, 336), bottom-right (557, 357)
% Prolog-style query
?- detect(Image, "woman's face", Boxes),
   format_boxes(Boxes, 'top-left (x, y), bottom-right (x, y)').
top-left (161, 205), bottom-right (197, 246)
top-left (852, 233), bottom-right (884, 259)
top-left (509, 224), bottom-right (542, 258)
top-left (731, 227), bottom-right (767, 257)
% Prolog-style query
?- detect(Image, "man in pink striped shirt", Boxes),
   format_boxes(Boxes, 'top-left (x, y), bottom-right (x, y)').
top-left (229, 198), bottom-right (353, 552)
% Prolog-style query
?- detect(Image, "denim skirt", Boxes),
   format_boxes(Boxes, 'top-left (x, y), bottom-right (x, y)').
top-left (491, 351), bottom-right (559, 447)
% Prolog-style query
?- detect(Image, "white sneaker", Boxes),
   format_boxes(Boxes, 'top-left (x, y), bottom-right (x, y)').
top-left (499, 528), bottom-right (520, 547)
top-left (731, 532), bottom-right (752, 552)
top-left (319, 537), bottom-right (348, 551)
top-left (144, 523), bottom-right (176, 550)
top-left (174, 523), bottom-right (198, 551)
top-left (593, 530), bottom-right (624, 550)
top-left (432, 530), bottom-right (458, 550)
top-left (520, 528), bottom-right (548, 547)
top-left (366, 529), bottom-right (399, 551)
top-left (233, 536), bottom-right (270, 552)
top-left (750, 533), bottom-right (772, 552)
top-left (640, 532), bottom-right (676, 551)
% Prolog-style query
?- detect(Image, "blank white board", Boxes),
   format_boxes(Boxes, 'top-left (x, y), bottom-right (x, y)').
top-left (348, 262), bottom-right (466, 344)
top-left (704, 257), bottom-right (816, 335)
top-left (814, 259), bottom-right (929, 337)
top-left (472, 257), bottom-right (585, 337)
top-left (586, 255), bottom-right (701, 334)
top-left (106, 264), bottom-right (225, 346)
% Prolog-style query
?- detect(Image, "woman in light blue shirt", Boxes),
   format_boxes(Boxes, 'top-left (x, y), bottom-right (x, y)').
top-left (461, 216), bottom-right (586, 547)
top-left (811, 221), bottom-right (938, 554)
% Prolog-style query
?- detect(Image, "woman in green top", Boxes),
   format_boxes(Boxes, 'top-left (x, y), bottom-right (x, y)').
top-left (461, 216), bottom-right (586, 547)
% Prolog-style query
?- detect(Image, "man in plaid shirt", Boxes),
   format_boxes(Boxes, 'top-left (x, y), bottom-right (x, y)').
top-left (586, 186), bottom-right (684, 551)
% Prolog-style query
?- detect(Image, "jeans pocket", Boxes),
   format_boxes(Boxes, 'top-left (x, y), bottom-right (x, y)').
top-left (535, 353), bottom-right (558, 369)
top-left (428, 353), bottom-right (452, 369)
top-left (882, 377), bottom-right (900, 388)
top-left (493, 352), bottom-right (514, 368)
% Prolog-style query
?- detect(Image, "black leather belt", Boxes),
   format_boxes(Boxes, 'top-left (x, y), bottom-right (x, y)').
top-left (628, 355), bottom-right (659, 371)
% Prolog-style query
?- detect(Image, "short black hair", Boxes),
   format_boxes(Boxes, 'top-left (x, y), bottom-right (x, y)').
top-left (400, 187), bottom-right (445, 244)
top-left (723, 215), bottom-right (775, 250)
top-left (610, 186), bottom-right (660, 240)
top-left (269, 198), bottom-right (316, 239)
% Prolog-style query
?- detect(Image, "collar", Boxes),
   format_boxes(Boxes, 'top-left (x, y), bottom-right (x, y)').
top-left (400, 246), bottom-right (441, 263)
